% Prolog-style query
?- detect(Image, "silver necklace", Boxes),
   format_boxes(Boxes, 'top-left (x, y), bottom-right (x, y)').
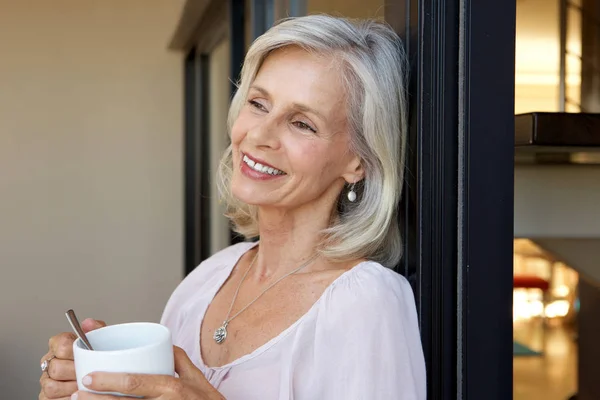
top-left (213, 251), bottom-right (318, 344)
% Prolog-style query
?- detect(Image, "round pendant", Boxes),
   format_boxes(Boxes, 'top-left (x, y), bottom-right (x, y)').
top-left (214, 324), bottom-right (228, 344)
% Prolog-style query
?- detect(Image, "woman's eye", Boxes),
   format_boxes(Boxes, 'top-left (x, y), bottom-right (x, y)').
top-left (248, 100), bottom-right (267, 112)
top-left (293, 121), bottom-right (317, 133)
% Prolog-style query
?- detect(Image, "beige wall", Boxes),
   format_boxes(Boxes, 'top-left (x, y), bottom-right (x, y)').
top-left (209, 38), bottom-right (234, 255)
top-left (0, 1), bottom-right (185, 398)
top-left (515, 165), bottom-right (600, 284)
top-left (514, 165), bottom-right (600, 238)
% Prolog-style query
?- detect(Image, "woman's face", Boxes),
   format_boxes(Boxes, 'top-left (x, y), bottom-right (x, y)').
top-left (230, 46), bottom-right (362, 210)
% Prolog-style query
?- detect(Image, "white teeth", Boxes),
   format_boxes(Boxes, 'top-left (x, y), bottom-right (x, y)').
top-left (242, 154), bottom-right (284, 175)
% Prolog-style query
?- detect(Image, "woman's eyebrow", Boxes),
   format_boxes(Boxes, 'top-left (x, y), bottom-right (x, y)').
top-left (290, 103), bottom-right (326, 122)
top-left (249, 85), bottom-right (269, 96)
top-left (250, 85), bottom-right (326, 122)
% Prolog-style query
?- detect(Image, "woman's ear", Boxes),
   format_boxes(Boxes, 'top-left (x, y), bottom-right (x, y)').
top-left (341, 154), bottom-right (364, 184)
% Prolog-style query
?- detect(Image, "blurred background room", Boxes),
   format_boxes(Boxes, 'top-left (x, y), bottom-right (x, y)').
top-left (513, 0), bottom-right (600, 399)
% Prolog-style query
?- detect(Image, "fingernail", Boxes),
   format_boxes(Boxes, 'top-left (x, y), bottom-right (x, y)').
top-left (71, 393), bottom-right (78, 400)
top-left (82, 374), bottom-right (92, 386)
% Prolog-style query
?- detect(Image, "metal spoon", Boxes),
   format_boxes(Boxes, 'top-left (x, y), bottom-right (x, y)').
top-left (65, 309), bottom-right (94, 350)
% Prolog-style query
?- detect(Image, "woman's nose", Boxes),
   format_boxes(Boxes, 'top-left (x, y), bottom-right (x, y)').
top-left (246, 116), bottom-right (281, 150)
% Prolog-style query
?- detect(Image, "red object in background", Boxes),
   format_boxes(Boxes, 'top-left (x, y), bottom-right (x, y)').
top-left (513, 276), bottom-right (550, 291)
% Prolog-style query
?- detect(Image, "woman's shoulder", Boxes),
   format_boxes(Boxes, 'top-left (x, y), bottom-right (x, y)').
top-left (191, 241), bottom-right (256, 274)
top-left (337, 260), bottom-right (413, 299)
top-left (323, 260), bottom-right (417, 323)
top-left (309, 261), bottom-right (426, 399)
top-left (205, 240), bottom-right (257, 265)
top-left (160, 241), bottom-right (257, 323)
top-left (177, 241), bottom-right (257, 289)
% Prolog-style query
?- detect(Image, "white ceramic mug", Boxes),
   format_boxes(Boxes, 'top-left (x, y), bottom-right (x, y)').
top-left (73, 322), bottom-right (174, 397)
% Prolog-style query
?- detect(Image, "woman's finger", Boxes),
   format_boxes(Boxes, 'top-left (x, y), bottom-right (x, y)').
top-left (38, 393), bottom-right (71, 400)
top-left (173, 345), bottom-right (198, 378)
top-left (48, 332), bottom-right (77, 360)
top-left (81, 319), bottom-right (107, 333)
top-left (39, 373), bottom-right (78, 399)
top-left (47, 358), bottom-right (76, 381)
top-left (81, 372), bottom-right (175, 398)
top-left (74, 390), bottom-right (139, 400)
top-left (45, 320), bottom-right (105, 365)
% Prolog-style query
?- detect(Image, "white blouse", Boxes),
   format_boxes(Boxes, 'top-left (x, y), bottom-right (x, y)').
top-left (160, 241), bottom-right (426, 400)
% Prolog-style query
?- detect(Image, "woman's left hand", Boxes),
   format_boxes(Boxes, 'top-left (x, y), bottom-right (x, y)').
top-left (73, 346), bottom-right (224, 400)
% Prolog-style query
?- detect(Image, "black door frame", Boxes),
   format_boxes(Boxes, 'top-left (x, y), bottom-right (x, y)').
top-left (183, 0), bottom-right (230, 274)
top-left (389, 0), bottom-right (515, 398)
top-left (184, 49), bottom-right (211, 274)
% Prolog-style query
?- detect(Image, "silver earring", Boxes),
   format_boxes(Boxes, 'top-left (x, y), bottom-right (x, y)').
top-left (347, 182), bottom-right (357, 202)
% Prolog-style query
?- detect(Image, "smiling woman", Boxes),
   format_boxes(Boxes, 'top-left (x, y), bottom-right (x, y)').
top-left (219, 16), bottom-right (408, 268)
top-left (39, 14), bottom-right (425, 400)
top-left (230, 46), bottom-right (362, 215)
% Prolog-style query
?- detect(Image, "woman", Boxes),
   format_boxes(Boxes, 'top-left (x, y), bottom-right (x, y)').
top-left (39, 14), bottom-right (426, 400)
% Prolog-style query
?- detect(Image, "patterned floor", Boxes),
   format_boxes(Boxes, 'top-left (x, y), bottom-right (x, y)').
top-left (513, 319), bottom-right (577, 400)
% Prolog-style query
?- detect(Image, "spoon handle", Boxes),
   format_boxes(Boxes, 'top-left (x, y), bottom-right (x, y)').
top-left (65, 309), bottom-right (94, 351)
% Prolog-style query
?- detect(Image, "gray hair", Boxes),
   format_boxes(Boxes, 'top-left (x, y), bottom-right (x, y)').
top-left (217, 14), bottom-right (408, 268)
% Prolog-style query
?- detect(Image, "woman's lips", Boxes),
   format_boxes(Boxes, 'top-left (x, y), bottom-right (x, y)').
top-left (241, 160), bottom-right (286, 180)
top-left (240, 153), bottom-right (286, 180)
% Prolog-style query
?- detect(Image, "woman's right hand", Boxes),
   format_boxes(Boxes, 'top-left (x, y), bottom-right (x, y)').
top-left (39, 318), bottom-right (106, 400)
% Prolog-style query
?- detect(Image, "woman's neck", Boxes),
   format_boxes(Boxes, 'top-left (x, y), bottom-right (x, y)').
top-left (249, 203), bottom-right (334, 281)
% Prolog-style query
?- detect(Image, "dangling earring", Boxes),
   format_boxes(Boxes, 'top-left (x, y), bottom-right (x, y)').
top-left (347, 182), bottom-right (357, 202)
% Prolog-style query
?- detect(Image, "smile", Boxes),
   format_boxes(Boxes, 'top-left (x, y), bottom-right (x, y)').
top-left (242, 154), bottom-right (286, 176)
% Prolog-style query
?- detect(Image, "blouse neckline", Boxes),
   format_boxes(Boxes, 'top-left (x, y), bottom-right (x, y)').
top-left (194, 241), bottom-right (370, 371)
